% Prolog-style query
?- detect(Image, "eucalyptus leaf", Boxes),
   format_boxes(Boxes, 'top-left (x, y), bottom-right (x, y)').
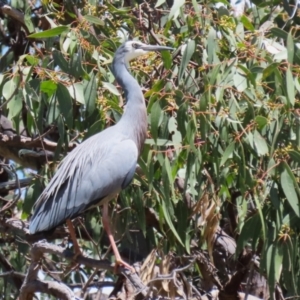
top-left (281, 167), bottom-right (300, 217)
top-left (28, 26), bottom-right (69, 38)
top-left (178, 39), bottom-right (195, 82)
top-left (56, 83), bottom-right (73, 128)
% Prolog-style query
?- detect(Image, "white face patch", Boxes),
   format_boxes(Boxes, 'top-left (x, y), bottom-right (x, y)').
top-left (125, 49), bottom-right (147, 62)
top-left (122, 41), bottom-right (149, 63)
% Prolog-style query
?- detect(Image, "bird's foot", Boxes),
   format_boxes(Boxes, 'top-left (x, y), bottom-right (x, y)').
top-left (114, 258), bottom-right (135, 274)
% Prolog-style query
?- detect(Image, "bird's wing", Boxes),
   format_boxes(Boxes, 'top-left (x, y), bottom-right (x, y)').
top-left (29, 135), bottom-right (138, 234)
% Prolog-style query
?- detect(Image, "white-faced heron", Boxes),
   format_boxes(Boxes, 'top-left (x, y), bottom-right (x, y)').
top-left (29, 40), bottom-right (173, 271)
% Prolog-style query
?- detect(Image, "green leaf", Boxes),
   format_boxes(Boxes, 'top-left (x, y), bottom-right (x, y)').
top-left (233, 70), bottom-right (247, 92)
top-left (165, 155), bottom-right (175, 200)
top-left (288, 150), bottom-right (300, 164)
top-left (237, 213), bottom-right (261, 254)
top-left (79, 29), bottom-right (100, 46)
top-left (26, 55), bottom-right (39, 66)
top-left (56, 83), bottom-right (73, 128)
top-left (145, 138), bottom-right (176, 146)
top-left (24, 8), bottom-right (35, 33)
top-left (263, 63), bottom-right (279, 79)
top-left (3, 76), bottom-right (20, 101)
top-left (84, 15), bottom-right (105, 26)
top-left (178, 39), bottom-right (195, 82)
top-left (84, 72), bottom-right (97, 116)
top-left (280, 167), bottom-right (300, 217)
top-left (145, 80), bottom-right (165, 97)
top-left (53, 50), bottom-right (70, 74)
top-left (22, 179), bottom-right (43, 217)
top-left (161, 50), bottom-right (172, 70)
top-left (253, 130), bottom-right (268, 156)
top-left (161, 200), bottom-right (184, 246)
top-left (106, 3), bottom-right (130, 14)
top-left (255, 116), bottom-right (268, 130)
top-left (266, 243), bottom-right (283, 296)
top-left (287, 31), bottom-right (294, 64)
top-left (207, 28), bottom-right (217, 65)
top-left (102, 82), bottom-right (120, 96)
top-left (220, 142), bottom-right (235, 166)
top-left (68, 82), bottom-right (85, 104)
top-left (209, 63), bottom-right (221, 86)
top-left (271, 28), bottom-right (288, 40)
top-left (40, 80), bottom-right (57, 97)
top-left (28, 26), bottom-right (69, 38)
top-left (286, 67), bottom-right (295, 106)
top-left (168, 0), bottom-right (185, 20)
top-left (70, 52), bottom-right (87, 80)
top-left (150, 101), bottom-right (162, 142)
top-left (7, 90), bottom-right (23, 119)
top-left (240, 15), bottom-right (255, 32)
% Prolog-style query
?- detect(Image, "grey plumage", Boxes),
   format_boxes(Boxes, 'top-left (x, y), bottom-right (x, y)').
top-left (29, 41), bottom-right (173, 235)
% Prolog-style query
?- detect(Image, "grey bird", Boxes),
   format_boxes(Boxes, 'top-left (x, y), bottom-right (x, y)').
top-left (29, 40), bottom-right (173, 270)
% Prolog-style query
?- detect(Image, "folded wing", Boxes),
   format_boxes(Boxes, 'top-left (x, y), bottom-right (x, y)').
top-left (29, 134), bottom-right (138, 234)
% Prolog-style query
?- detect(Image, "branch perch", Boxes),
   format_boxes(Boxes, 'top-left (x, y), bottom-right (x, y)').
top-left (19, 240), bottom-right (148, 299)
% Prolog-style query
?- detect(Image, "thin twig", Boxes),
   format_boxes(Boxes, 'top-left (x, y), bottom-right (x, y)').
top-left (147, 258), bottom-right (196, 286)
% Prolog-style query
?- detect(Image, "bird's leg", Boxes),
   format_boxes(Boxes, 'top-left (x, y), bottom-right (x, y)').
top-left (102, 203), bottom-right (135, 273)
top-left (66, 219), bottom-right (81, 257)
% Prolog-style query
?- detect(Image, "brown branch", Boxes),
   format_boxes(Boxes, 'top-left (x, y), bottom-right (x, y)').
top-left (0, 5), bottom-right (25, 26)
top-left (0, 133), bottom-right (77, 169)
top-left (67, 281), bottom-right (115, 289)
top-left (20, 280), bottom-right (76, 300)
top-left (4, 218), bottom-right (92, 243)
top-left (20, 240), bottom-right (148, 299)
top-left (0, 177), bottom-right (33, 193)
top-left (0, 133), bottom-right (76, 153)
top-left (0, 270), bottom-right (25, 279)
top-left (0, 4), bottom-right (33, 36)
top-left (3, 218), bottom-right (69, 243)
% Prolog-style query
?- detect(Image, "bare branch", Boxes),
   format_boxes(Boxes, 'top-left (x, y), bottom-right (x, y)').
top-left (0, 5), bottom-right (25, 26)
top-left (68, 281), bottom-right (115, 289)
top-left (0, 270), bottom-right (25, 279)
top-left (0, 133), bottom-right (76, 169)
top-left (20, 280), bottom-right (76, 300)
top-left (19, 240), bottom-right (149, 299)
top-left (0, 133), bottom-right (76, 152)
top-left (0, 177), bottom-right (33, 193)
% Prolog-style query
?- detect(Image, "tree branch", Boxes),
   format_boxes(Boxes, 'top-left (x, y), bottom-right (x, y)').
top-left (0, 177), bottom-right (33, 193)
top-left (0, 133), bottom-right (76, 170)
top-left (0, 133), bottom-right (76, 152)
top-left (0, 5), bottom-right (25, 26)
top-left (20, 240), bottom-right (148, 299)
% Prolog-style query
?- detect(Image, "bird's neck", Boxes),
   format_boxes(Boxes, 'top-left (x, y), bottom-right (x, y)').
top-left (113, 60), bottom-right (147, 153)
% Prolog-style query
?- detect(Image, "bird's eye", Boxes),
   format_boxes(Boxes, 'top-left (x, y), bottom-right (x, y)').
top-left (132, 43), bottom-right (139, 49)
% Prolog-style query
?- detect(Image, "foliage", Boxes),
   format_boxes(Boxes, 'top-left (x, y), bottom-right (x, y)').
top-left (0, 0), bottom-right (300, 299)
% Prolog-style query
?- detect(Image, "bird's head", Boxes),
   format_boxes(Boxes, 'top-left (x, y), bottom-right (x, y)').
top-left (116, 40), bottom-right (173, 63)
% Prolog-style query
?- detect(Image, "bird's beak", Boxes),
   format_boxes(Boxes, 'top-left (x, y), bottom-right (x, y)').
top-left (140, 44), bottom-right (174, 52)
